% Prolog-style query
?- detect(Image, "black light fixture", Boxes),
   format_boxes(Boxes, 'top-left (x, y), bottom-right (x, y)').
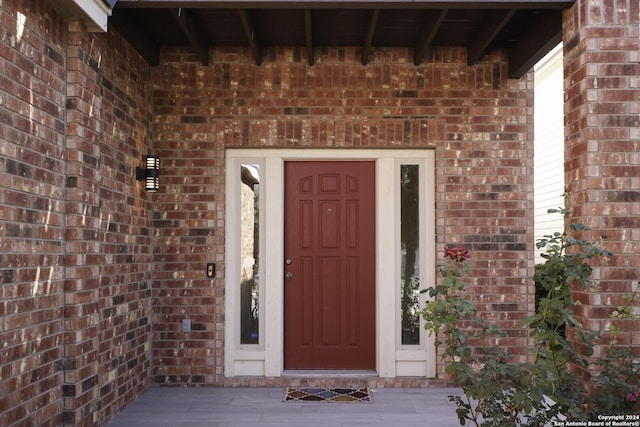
top-left (136, 155), bottom-right (159, 192)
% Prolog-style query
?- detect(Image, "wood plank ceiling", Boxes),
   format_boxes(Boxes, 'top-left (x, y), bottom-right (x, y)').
top-left (110, 0), bottom-right (573, 78)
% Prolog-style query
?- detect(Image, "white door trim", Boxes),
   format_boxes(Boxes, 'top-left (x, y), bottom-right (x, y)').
top-left (225, 149), bottom-right (435, 378)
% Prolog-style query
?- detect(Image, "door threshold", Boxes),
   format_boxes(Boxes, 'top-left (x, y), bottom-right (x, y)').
top-left (282, 370), bottom-right (377, 377)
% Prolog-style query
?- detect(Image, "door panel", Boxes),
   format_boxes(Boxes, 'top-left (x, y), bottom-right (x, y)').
top-left (284, 161), bottom-right (375, 370)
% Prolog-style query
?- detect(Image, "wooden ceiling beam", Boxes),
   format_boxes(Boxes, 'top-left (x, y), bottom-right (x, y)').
top-left (413, 9), bottom-right (446, 66)
top-left (305, 8), bottom-right (314, 65)
top-left (361, 8), bottom-right (380, 66)
top-left (467, 9), bottom-right (515, 66)
top-left (508, 11), bottom-right (561, 78)
top-left (172, 8), bottom-right (209, 65)
top-left (110, 1), bottom-right (569, 73)
top-left (115, 1), bottom-right (574, 10)
top-left (238, 8), bottom-right (263, 65)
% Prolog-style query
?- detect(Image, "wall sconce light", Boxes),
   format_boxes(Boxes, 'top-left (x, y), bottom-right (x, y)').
top-left (136, 155), bottom-right (159, 192)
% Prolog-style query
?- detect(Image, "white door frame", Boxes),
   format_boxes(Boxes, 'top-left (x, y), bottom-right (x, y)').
top-left (225, 149), bottom-right (435, 378)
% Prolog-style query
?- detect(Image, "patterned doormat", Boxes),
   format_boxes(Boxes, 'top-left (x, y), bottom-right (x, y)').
top-left (284, 387), bottom-right (372, 403)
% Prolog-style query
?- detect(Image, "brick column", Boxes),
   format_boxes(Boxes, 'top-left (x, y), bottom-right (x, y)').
top-left (62, 20), bottom-right (154, 425)
top-left (563, 0), bottom-right (640, 372)
top-left (62, 20), bottom-right (104, 425)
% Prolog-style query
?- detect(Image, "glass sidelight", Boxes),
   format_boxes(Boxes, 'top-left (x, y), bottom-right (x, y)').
top-left (400, 164), bottom-right (421, 345)
top-left (240, 164), bottom-right (260, 345)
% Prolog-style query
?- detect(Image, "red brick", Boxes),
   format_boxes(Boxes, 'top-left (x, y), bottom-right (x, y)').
top-left (151, 42), bottom-right (536, 384)
top-left (0, 0), bottom-right (638, 425)
top-left (563, 0), bottom-right (640, 373)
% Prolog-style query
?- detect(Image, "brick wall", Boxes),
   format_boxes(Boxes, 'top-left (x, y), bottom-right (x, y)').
top-left (0, 1), bottom-right (154, 426)
top-left (563, 0), bottom-right (640, 370)
top-left (0, 1), bottom-right (67, 425)
top-left (62, 19), bottom-right (154, 427)
top-left (152, 45), bottom-right (535, 383)
top-left (3, 0), bottom-right (637, 423)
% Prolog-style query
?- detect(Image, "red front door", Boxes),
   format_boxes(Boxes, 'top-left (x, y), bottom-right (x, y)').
top-left (284, 161), bottom-right (375, 370)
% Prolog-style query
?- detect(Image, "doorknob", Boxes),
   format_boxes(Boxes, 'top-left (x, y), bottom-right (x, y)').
top-left (285, 272), bottom-right (293, 280)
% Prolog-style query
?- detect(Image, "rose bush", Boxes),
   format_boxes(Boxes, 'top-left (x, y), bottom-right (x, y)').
top-left (422, 209), bottom-right (639, 426)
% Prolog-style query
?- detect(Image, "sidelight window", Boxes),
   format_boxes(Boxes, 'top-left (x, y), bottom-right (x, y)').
top-left (400, 164), bottom-right (421, 345)
top-left (240, 164), bottom-right (260, 345)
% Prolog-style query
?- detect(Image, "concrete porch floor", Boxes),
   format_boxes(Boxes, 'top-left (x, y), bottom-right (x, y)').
top-left (107, 386), bottom-right (465, 426)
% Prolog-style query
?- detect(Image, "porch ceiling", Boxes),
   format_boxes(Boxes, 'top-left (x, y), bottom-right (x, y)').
top-left (111, 0), bottom-right (572, 78)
